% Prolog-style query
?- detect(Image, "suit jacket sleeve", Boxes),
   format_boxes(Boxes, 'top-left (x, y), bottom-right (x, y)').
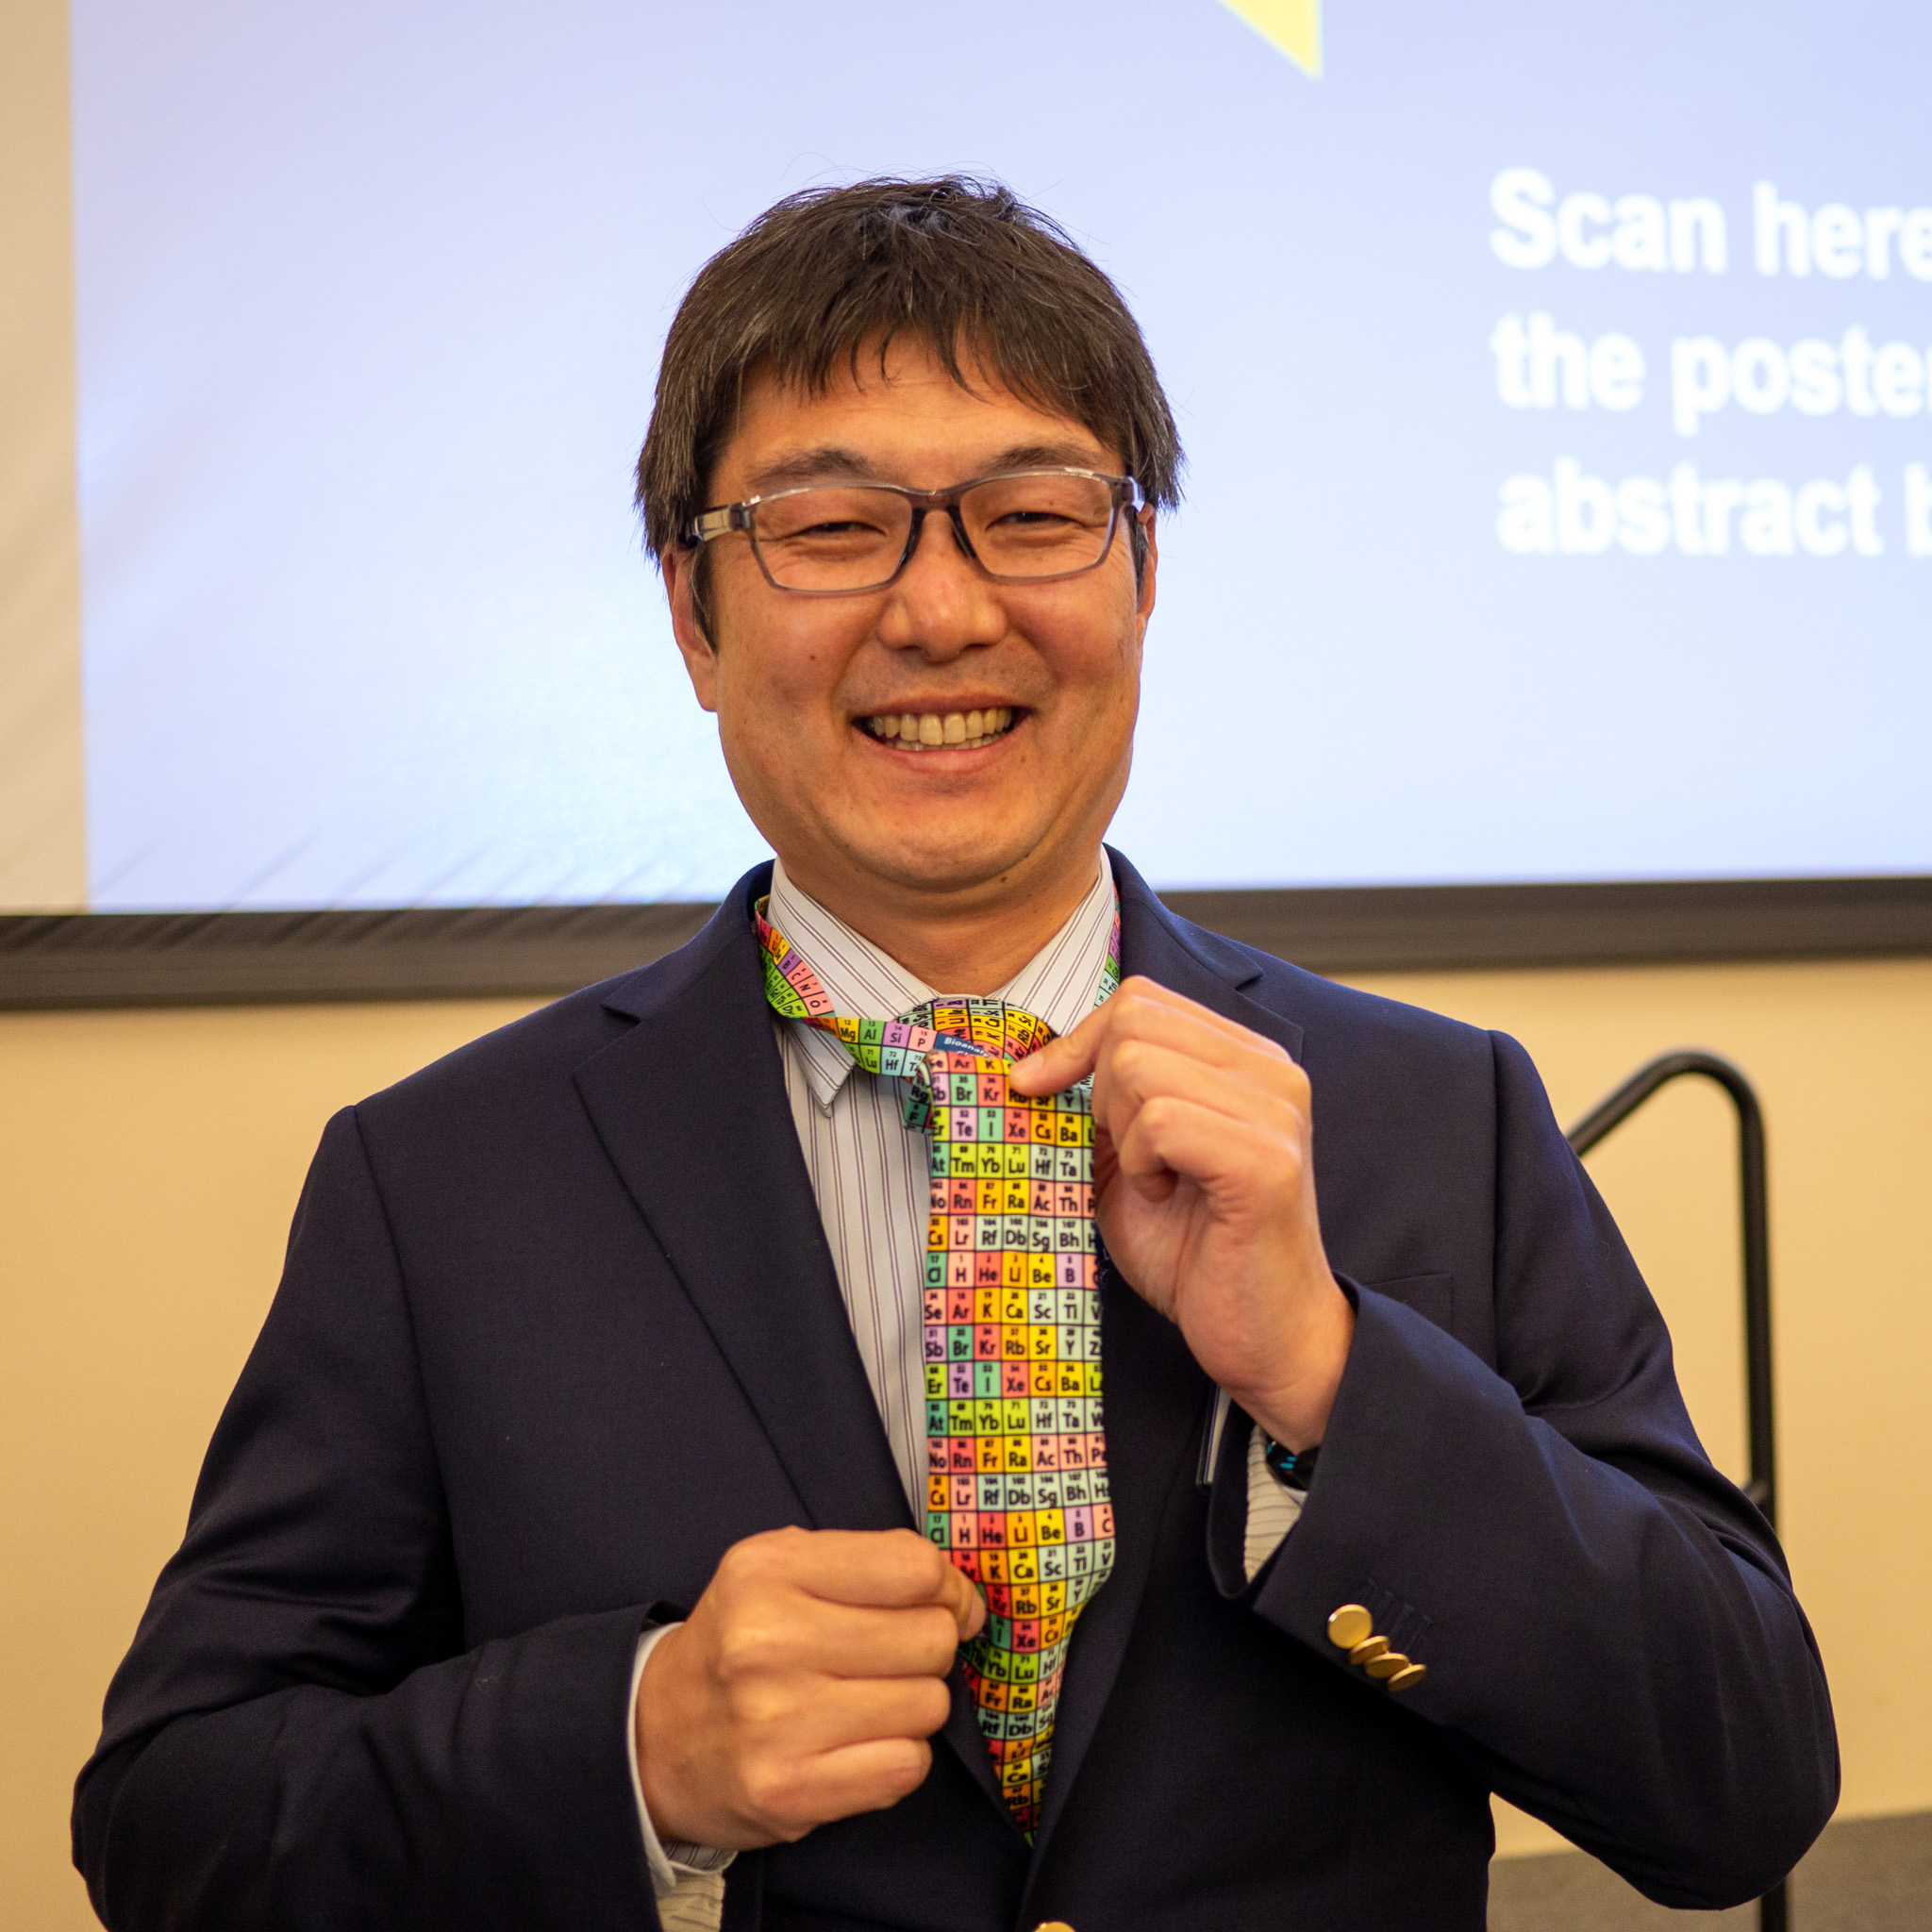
top-left (72, 1107), bottom-right (662, 1932)
top-left (1230, 1029), bottom-right (1838, 1910)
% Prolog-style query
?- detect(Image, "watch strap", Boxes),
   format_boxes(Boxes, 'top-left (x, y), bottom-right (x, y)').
top-left (1262, 1436), bottom-right (1321, 1492)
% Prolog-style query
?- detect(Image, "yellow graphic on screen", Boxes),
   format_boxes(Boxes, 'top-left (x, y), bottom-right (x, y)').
top-left (1217, 0), bottom-right (1323, 77)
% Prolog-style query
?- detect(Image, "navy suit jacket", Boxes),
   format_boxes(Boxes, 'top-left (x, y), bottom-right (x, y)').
top-left (75, 854), bottom-right (1837, 1931)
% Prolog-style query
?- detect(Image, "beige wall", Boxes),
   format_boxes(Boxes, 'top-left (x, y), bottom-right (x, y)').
top-left (4, 958), bottom-right (1928, 1922)
top-left (0, 0), bottom-right (88, 909)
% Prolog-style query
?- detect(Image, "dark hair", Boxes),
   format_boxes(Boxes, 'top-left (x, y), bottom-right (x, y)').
top-left (634, 176), bottom-right (1183, 567)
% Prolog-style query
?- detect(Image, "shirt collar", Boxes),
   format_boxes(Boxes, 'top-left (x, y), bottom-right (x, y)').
top-left (765, 852), bottom-right (1119, 1112)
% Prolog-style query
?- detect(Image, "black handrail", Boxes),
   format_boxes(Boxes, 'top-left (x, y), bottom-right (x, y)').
top-left (1565, 1049), bottom-right (1785, 1932)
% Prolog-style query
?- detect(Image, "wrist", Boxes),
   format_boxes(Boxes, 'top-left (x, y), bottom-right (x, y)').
top-left (636, 1624), bottom-right (700, 1846)
top-left (1239, 1274), bottom-right (1355, 1453)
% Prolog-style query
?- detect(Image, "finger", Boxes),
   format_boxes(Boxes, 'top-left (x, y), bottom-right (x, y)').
top-left (757, 1735), bottom-right (936, 1836)
top-left (717, 1597), bottom-right (966, 1684)
top-left (1009, 975), bottom-right (1292, 1096)
top-left (815, 1601), bottom-right (968, 1679)
top-left (954, 1571), bottom-right (988, 1641)
top-left (755, 1526), bottom-right (965, 1610)
top-left (810, 1733), bottom-right (938, 1807)
top-left (1094, 1038), bottom-right (1306, 1143)
top-left (1094, 1119), bottom-right (1174, 1204)
top-left (1113, 1093), bottom-right (1307, 1201)
top-left (776, 1673), bottom-right (957, 1754)
top-left (933, 1556), bottom-right (988, 1639)
top-left (1094, 980), bottom-right (1297, 1077)
top-left (1007, 1001), bottom-right (1108, 1094)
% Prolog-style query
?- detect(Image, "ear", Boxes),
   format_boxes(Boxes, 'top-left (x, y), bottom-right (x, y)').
top-left (1134, 508), bottom-right (1159, 638)
top-left (663, 545), bottom-right (719, 712)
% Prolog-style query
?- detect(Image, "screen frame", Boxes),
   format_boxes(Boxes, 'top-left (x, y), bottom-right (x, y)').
top-left (4, 874), bottom-right (1927, 1009)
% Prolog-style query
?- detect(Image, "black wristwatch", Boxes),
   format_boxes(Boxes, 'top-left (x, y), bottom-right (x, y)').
top-left (1262, 1436), bottom-right (1322, 1492)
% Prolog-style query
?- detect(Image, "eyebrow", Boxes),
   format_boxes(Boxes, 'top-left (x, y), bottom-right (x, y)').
top-left (741, 439), bottom-right (1112, 497)
top-left (984, 441), bottom-right (1110, 474)
top-left (743, 446), bottom-right (882, 493)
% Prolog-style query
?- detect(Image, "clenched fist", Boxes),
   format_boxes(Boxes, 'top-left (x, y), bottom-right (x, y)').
top-left (636, 1526), bottom-right (985, 1849)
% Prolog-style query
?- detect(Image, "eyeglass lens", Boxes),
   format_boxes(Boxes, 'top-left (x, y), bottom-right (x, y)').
top-left (749, 473), bottom-right (1118, 591)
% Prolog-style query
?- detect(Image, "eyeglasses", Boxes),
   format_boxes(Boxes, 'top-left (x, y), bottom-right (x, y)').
top-left (684, 467), bottom-right (1143, 595)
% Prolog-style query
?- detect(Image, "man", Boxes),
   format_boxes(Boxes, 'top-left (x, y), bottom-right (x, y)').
top-left (76, 178), bottom-right (1836, 1932)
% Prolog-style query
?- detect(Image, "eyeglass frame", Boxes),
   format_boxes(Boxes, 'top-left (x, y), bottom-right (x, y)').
top-left (681, 466), bottom-right (1147, 596)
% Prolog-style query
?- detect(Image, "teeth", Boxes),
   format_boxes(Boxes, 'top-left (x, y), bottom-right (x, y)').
top-left (863, 708), bottom-right (1015, 750)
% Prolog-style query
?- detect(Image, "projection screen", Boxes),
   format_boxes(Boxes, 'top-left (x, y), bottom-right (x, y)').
top-left (9, 0), bottom-right (1930, 915)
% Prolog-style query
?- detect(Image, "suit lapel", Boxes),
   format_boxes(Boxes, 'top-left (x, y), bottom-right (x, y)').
top-left (572, 876), bottom-right (911, 1541)
top-left (1028, 851), bottom-right (1307, 1862)
top-left (574, 875), bottom-right (1011, 1821)
top-left (1106, 848), bottom-right (1305, 1060)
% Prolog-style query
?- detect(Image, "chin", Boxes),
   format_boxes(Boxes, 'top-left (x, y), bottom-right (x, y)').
top-left (849, 828), bottom-right (1034, 896)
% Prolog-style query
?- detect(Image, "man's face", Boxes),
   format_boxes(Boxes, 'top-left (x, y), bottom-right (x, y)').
top-left (664, 338), bottom-right (1156, 922)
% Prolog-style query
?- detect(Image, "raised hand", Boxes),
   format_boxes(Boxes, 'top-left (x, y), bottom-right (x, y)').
top-left (635, 1526), bottom-right (984, 1850)
top-left (1008, 975), bottom-right (1354, 1451)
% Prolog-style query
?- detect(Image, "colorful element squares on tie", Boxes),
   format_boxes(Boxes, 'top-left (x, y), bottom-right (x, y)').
top-left (916, 1001), bottom-right (1113, 1838)
top-left (755, 902), bottom-right (1120, 1838)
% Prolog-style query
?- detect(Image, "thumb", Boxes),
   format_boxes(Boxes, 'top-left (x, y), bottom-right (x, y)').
top-left (1007, 1007), bottom-right (1104, 1096)
top-left (934, 1556), bottom-right (989, 1641)
top-left (958, 1581), bottom-right (988, 1641)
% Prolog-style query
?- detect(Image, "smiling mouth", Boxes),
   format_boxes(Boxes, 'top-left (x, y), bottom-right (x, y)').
top-left (859, 707), bottom-right (1019, 752)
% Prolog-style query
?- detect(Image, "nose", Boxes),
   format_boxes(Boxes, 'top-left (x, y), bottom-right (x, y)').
top-left (874, 508), bottom-right (1007, 661)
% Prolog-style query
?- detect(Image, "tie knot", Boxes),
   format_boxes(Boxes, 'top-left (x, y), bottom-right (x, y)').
top-left (889, 996), bottom-right (1058, 1138)
top-left (904, 994), bottom-right (1055, 1065)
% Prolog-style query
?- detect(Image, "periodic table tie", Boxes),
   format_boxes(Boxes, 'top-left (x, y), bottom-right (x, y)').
top-left (754, 901), bottom-right (1120, 1837)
